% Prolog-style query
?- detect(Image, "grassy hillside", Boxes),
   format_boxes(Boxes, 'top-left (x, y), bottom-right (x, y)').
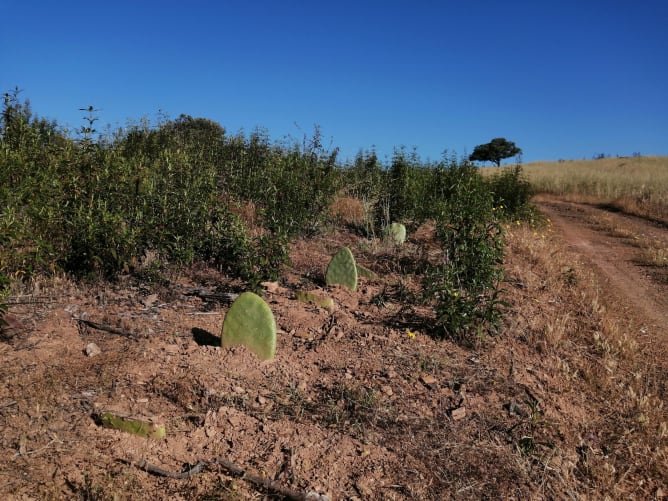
top-left (521, 156), bottom-right (668, 223)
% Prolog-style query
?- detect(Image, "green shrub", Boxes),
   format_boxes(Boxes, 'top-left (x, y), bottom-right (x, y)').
top-left (486, 164), bottom-right (534, 219)
top-left (424, 162), bottom-right (506, 345)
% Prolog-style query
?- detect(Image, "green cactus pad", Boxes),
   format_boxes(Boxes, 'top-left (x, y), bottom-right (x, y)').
top-left (356, 264), bottom-right (378, 279)
top-left (295, 290), bottom-right (334, 309)
top-left (384, 222), bottom-right (407, 244)
top-left (222, 292), bottom-right (277, 360)
top-left (326, 247), bottom-right (358, 291)
top-left (99, 412), bottom-right (165, 440)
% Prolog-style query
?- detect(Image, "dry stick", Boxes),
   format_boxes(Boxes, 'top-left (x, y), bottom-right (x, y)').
top-left (74, 318), bottom-right (139, 340)
top-left (128, 457), bottom-right (313, 501)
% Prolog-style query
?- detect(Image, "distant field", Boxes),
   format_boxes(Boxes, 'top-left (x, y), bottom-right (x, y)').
top-left (487, 156), bottom-right (668, 223)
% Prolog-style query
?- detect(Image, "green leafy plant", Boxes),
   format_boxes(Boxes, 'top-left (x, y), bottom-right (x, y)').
top-left (0, 272), bottom-right (9, 329)
top-left (424, 162), bottom-right (506, 345)
top-left (486, 164), bottom-right (534, 219)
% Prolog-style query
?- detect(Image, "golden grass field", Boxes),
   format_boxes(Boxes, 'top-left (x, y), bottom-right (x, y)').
top-left (511, 156), bottom-right (668, 223)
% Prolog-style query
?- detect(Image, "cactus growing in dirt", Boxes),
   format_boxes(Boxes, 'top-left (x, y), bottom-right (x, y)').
top-left (356, 264), bottom-right (378, 279)
top-left (384, 222), bottom-right (406, 244)
top-left (99, 412), bottom-right (165, 439)
top-left (326, 247), bottom-right (358, 291)
top-left (295, 290), bottom-right (334, 309)
top-left (221, 292), bottom-right (277, 360)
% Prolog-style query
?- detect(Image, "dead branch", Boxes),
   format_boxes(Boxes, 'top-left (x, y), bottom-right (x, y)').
top-left (74, 318), bottom-right (140, 340)
top-left (124, 456), bottom-right (328, 501)
top-left (183, 288), bottom-right (238, 304)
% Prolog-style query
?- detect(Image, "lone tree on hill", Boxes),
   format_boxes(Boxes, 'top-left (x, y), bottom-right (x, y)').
top-left (469, 138), bottom-right (522, 167)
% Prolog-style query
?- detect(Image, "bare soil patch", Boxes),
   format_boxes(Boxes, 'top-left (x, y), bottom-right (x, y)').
top-left (1, 214), bottom-right (666, 500)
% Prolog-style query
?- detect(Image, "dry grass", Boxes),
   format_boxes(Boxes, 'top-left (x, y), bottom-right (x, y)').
top-left (514, 156), bottom-right (668, 223)
top-left (503, 225), bottom-right (667, 498)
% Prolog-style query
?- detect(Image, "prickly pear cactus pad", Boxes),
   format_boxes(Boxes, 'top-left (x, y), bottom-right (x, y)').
top-left (326, 247), bottom-right (358, 291)
top-left (222, 292), bottom-right (277, 361)
top-left (99, 412), bottom-right (166, 439)
top-left (356, 264), bottom-right (378, 279)
top-left (384, 222), bottom-right (407, 244)
top-left (295, 290), bottom-right (334, 309)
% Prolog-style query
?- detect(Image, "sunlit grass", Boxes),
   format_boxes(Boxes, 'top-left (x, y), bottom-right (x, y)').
top-left (523, 156), bottom-right (668, 222)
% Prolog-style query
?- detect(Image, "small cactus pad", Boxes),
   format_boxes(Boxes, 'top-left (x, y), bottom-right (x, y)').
top-left (326, 247), bottom-right (358, 291)
top-left (99, 412), bottom-right (165, 439)
top-left (296, 290), bottom-right (334, 309)
top-left (356, 264), bottom-right (378, 279)
top-left (384, 222), bottom-right (407, 244)
top-left (222, 292), bottom-right (277, 360)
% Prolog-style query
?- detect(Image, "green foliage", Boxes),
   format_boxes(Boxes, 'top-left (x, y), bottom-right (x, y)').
top-left (486, 164), bottom-right (534, 219)
top-left (0, 271), bottom-right (9, 327)
top-left (470, 138), bottom-right (522, 167)
top-left (2, 90), bottom-right (514, 344)
top-left (423, 162), bottom-right (506, 344)
top-left (326, 247), bottom-right (358, 291)
top-left (221, 292), bottom-right (277, 361)
top-left (0, 91), bottom-right (338, 286)
top-left (221, 126), bottom-right (341, 237)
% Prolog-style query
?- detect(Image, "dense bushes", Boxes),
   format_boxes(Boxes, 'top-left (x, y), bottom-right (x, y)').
top-left (344, 152), bottom-right (531, 344)
top-left (0, 92), bottom-right (338, 283)
top-left (1, 90), bottom-right (534, 343)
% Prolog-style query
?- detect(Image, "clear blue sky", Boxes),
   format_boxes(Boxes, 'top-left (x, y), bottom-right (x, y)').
top-left (2, 0), bottom-right (667, 163)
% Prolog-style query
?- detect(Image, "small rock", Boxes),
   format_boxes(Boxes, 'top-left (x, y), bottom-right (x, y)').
top-left (420, 374), bottom-right (438, 387)
top-left (85, 342), bottom-right (102, 357)
top-left (381, 385), bottom-right (393, 396)
top-left (261, 281), bottom-right (280, 293)
top-left (451, 406), bottom-right (467, 421)
top-left (233, 386), bottom-right (246, 394)
top-left (163, 344), bottom-right (180, 355)
top-left (141, 294), bottom-right (159, 308)
top-left (257, 395), bottom-right (267, 405)
top-left (355, 478), bottom-right (374, 497)
top-left (0, 313), bottom-right (21, 339)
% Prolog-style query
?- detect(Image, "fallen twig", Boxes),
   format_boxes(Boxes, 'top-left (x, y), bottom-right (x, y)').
top-left (124, 456), bottom-right (329, 501)
top-left (74, 318), bottom-right (140, 340)
top-left (183, 288), bottom-right (238, 304)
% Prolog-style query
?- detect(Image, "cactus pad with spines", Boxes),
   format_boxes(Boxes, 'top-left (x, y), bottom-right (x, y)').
top-left (326, 247), bottom-right (358, 291)
top-left (222, 292), bottom-right (277, 360)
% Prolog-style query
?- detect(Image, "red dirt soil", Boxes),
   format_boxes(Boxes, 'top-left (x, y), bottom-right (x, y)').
top-left (0, 200), bottom-right (666, 500)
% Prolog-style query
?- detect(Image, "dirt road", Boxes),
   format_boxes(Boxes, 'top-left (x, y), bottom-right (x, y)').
top-left (535, 198), bottom-right (668, 353)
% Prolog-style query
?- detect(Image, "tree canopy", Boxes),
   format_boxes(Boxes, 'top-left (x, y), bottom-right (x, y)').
top-left (469, 138), bottom-right (522, 167)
